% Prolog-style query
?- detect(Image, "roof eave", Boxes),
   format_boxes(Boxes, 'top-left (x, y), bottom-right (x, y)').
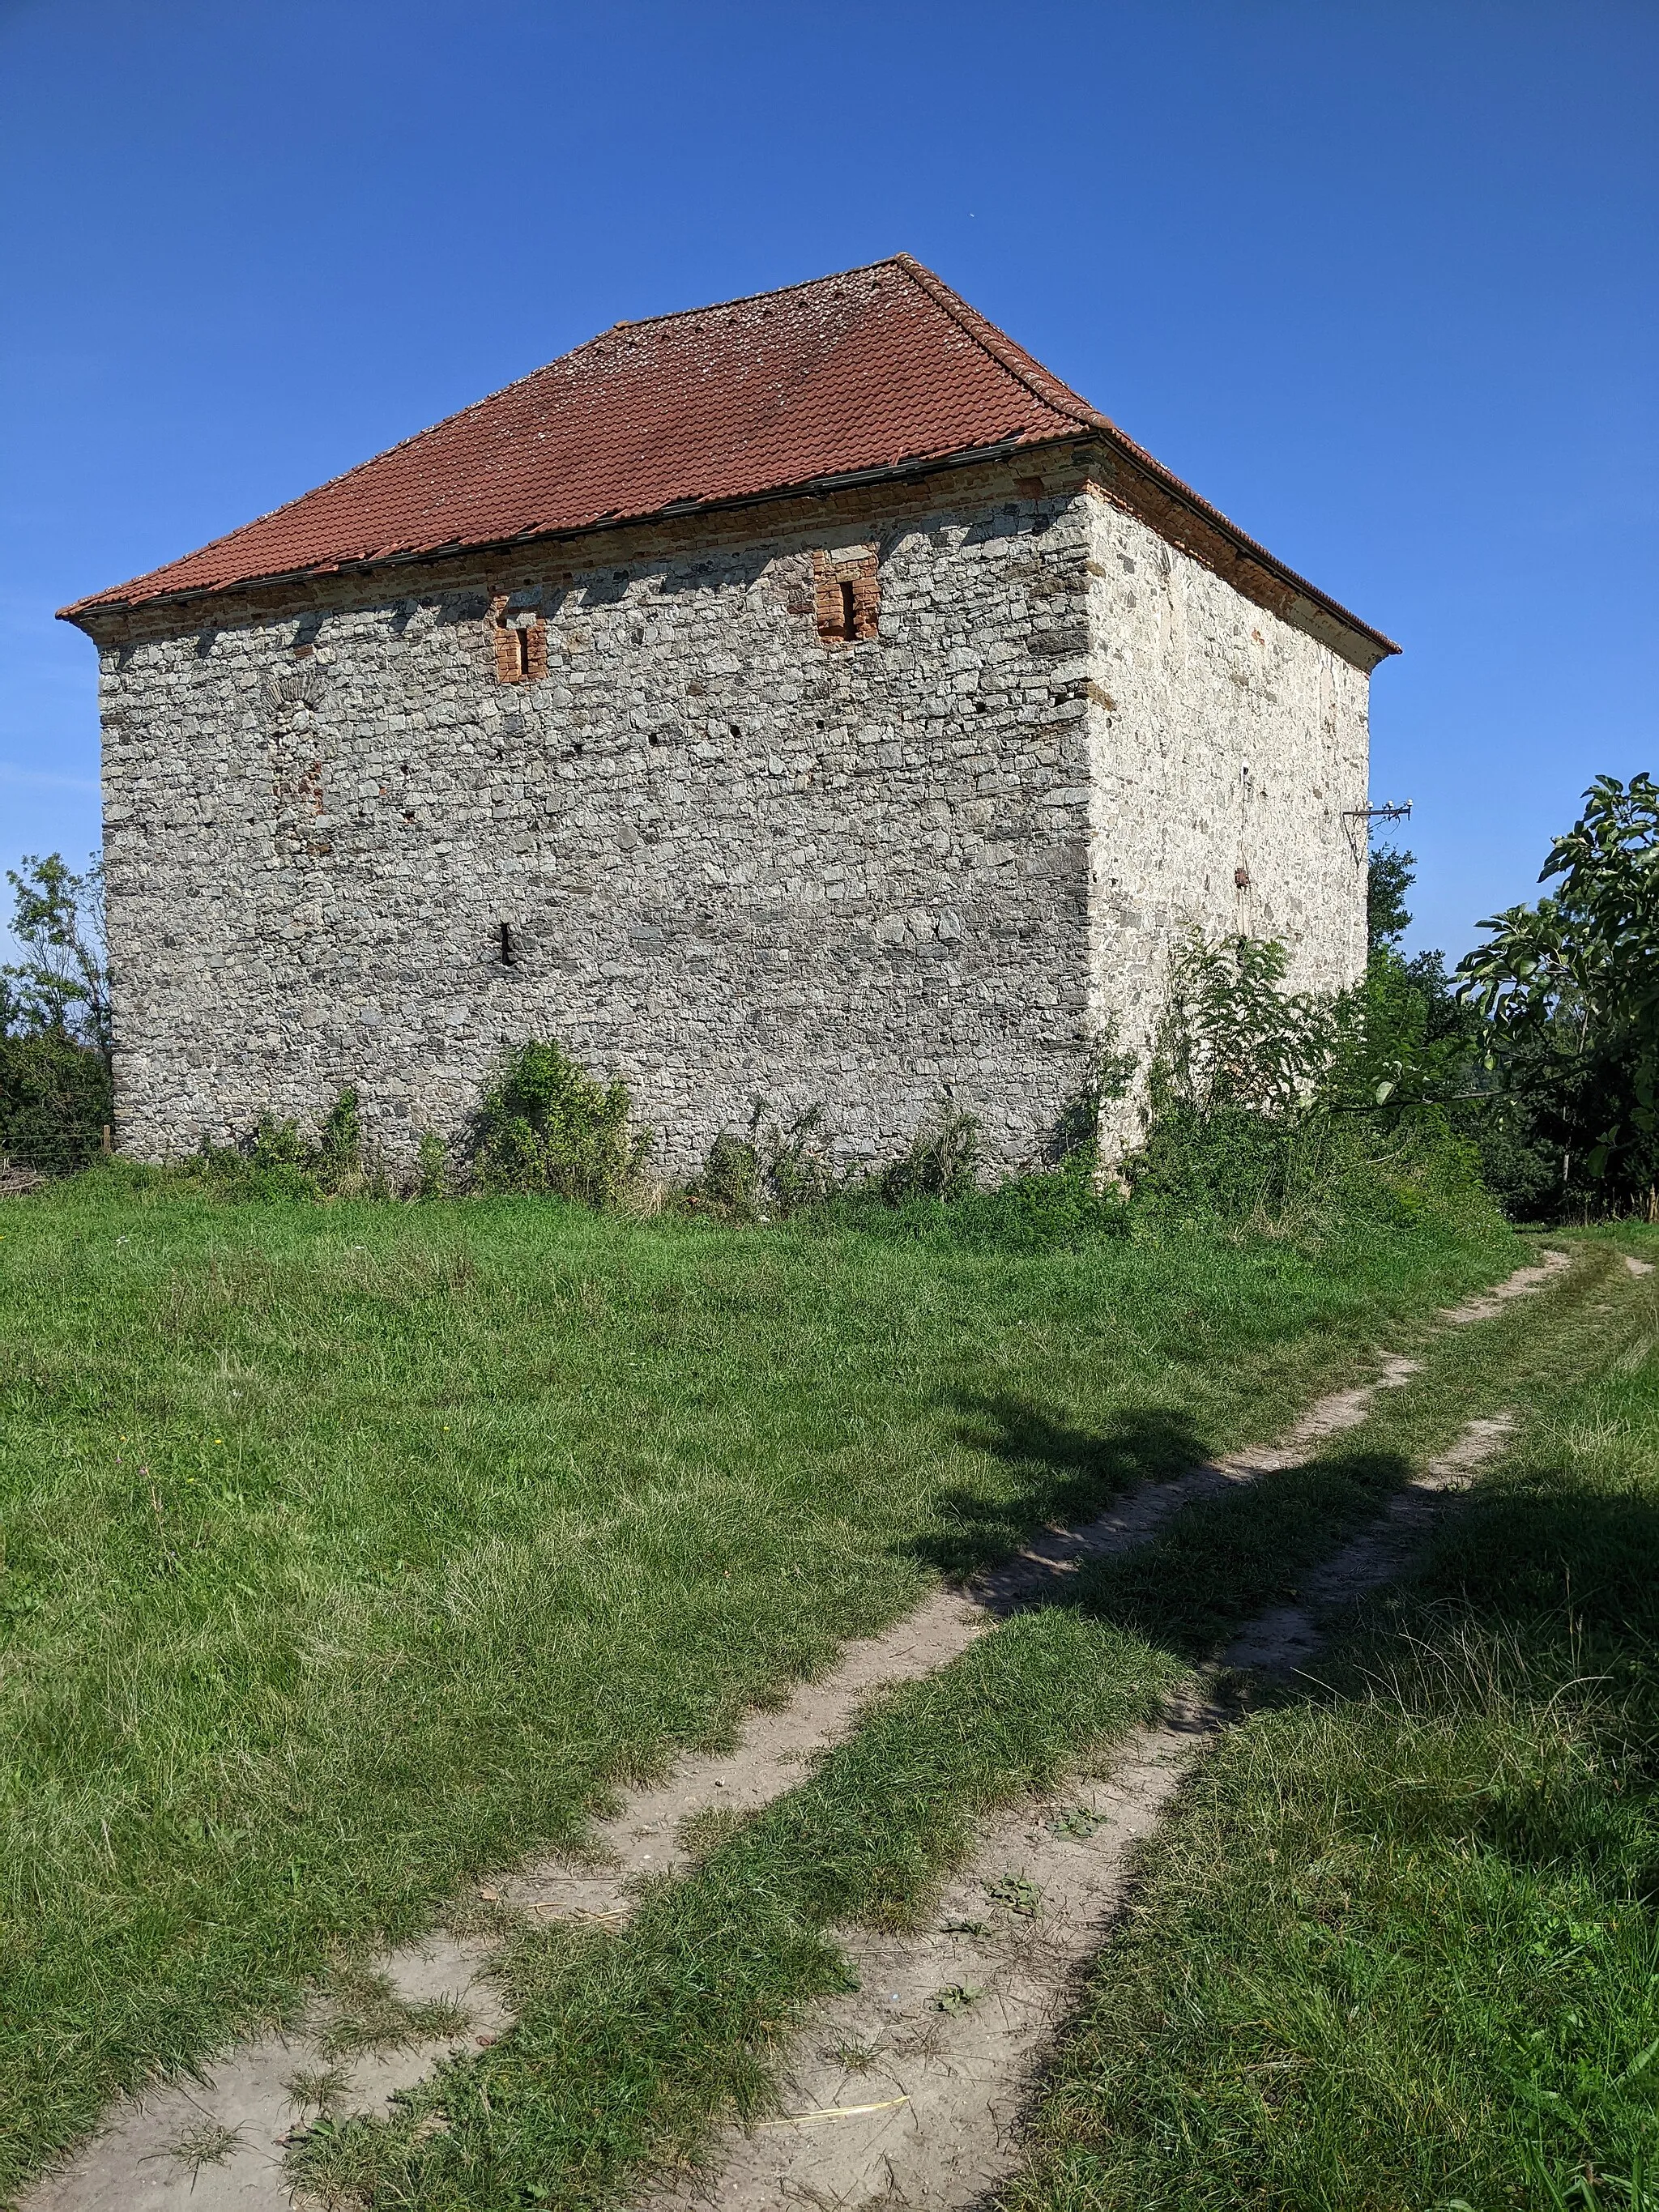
top-left (58, 428), bottom-right (1398, 671)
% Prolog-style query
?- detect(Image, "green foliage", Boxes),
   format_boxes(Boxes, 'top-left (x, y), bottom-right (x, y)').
top-left (0, 857), bottom-right (113, 1178)
top-left (0, 1034), bottom-right (112, 1178)
top-left (1459, 773), bottom-right (1659, 1214)
top-left (689, 1101), bottom-right (837, 1220)
top-left (877, 1097), bottom-right (981, 1203)
top-left (1, 853), bottom-right (110, 1056)
top-left (416, 1129), bottom-right (449, 1200)
top-left (825, 1155), bottom-right (1128, 1252)
top-left (1127, 923), bottom-right (1502, 1241)
top-left (1043, 1038), bottom-right (1137, 1168)
top-left (1146, 931), bottom-right (1334, 1121)
top-left (177, 1091), bottom-right (379, 1200)
top-left (1366, 840), bottom-right (1416, 957)
top-left (471, 1040), bottom-right (650, 1205)
top-left (692, 1094), bottom-right (1133, 1252)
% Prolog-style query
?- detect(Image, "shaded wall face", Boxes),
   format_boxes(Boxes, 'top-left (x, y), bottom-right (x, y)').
top-left (98, 489), bottom-right (1101, 1176)
top-left (1083, 494), bottom-right (1371, 1153)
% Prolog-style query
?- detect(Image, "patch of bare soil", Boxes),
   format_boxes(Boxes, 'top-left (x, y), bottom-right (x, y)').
top-left (21, 1935), bottom-right (510, 2212)
top-left (1438, 1246), bottom-right (1568, 1323)
top-left (646, 1413), bottom-right (1516, 2212)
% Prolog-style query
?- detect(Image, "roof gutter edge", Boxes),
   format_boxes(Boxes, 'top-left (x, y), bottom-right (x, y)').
top-left (55, 437), bottom-right (1034, 629)
top-left (59, 431), bottom-right (1398, 667)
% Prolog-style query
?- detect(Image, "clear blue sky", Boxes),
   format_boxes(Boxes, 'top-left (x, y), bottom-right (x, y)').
top-left (2, 0), bottom-right (1653, 962)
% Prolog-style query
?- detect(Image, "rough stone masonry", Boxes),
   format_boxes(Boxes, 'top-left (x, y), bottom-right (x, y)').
top-left (62, 257), bottom-right (1395, 1178)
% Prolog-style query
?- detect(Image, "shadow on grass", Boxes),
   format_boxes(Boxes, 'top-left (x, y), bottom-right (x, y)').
top-left (909, 1396), bottom-right (1213, 1582)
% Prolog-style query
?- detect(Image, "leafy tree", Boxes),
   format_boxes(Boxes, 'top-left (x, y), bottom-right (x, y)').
top-left (1347, 845), bottom-right (1557, 1217)
top-left (1367, 842), bottom-right (1416, 958)
top-left (2, 853), bottom-right (111, 1061)
top-left (1457, 772), bottom-right (1659, 1214)
top-left (0, 854), bottom-right (113, 1177)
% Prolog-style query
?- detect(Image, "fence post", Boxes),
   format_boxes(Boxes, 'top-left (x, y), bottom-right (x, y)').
top-left (101, 1124), bottom-right (113, 1157)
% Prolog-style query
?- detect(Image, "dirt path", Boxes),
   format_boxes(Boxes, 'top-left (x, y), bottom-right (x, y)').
top-left (644, 1410), bottom-right (1516, 2212)
top-left (21, 1255), bottom-right (1566, 2212)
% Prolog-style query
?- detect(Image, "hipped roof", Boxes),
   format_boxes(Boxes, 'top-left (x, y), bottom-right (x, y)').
top-left (60, 254), bottom-right (1396, 661)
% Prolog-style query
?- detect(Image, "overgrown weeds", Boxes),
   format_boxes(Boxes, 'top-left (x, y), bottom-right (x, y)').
top-left (1125, 928), bottom-right (1506, 1243)
top-left (688, 1100), bottom-right (838, 1220)
top-left (167, 1088), bottom-right (386, 1201)
top-left (471, 1040), bottom-right (651, 1205)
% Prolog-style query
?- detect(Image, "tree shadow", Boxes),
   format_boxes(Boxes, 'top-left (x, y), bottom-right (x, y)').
top-left (907, 1394), bottom-right (1213, 1584)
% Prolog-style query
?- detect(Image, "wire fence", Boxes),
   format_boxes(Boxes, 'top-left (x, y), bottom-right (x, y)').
top-left (0, 1037), bottom-right (113, 1188)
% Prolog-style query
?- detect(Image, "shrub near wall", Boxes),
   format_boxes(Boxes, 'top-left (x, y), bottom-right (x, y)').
top-left (0, 1037), bottom-right (111, 1180)
top-left (471, 1041), bottom-right (651, 1206)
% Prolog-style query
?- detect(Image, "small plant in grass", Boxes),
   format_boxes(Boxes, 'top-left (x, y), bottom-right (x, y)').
top-left (826, 2038), bottom-right (881, 2072)
top-left (318, 1087), bottom-right (364, 1187)
top-left (168, 2118), bottom-right (244, 2176)
top-left (416, 1128), bottom-right (449, 1199)
top-left (471, 1040), bottom-right (650, 1206)
top-left (1047, 1804), bottom-right (1102, 1839)
top-left (986, 1873), bottom-right (1042, 1917)
top-left (286, 2065), bottom-right (352, 2115)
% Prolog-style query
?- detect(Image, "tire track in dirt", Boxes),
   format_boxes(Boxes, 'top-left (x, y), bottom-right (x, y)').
top-left (642, 1409), bottom-right (1519, 2212)
top-left (21, 1254), bottom-right (1567, 2212)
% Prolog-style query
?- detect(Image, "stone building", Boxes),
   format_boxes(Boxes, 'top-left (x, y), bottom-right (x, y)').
top-left (61, 256), bottom-right (1396, 1178)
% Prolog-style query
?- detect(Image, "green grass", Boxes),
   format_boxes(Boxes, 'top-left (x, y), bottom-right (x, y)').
top-left (1009, 1230), bottom-right (1659, 2211)
top-left (290, 1231), bottom-right (1618, 2212)
top-left (0, 1166), bottom-right (1518, 2200)
top-left (302, 1606), bottom-right (1188, 2210)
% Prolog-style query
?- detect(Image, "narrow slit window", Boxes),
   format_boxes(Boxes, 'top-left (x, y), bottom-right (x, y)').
top-left (813, 549), bottom-right (878, 644)
top-left (490, 603), bottom-right (546, 683)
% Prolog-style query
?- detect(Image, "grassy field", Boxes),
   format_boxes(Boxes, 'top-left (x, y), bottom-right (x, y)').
top-left (289, 1225), bottom-right (1637, 2211)
top-left (0, 1166), bottom-right (1519, 2200)
top-left (1009, 1230), bottom-right (1659, 2212)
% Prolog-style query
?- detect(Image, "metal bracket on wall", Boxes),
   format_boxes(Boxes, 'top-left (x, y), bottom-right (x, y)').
top-left (1343, 799), bottom-right (1413, 862)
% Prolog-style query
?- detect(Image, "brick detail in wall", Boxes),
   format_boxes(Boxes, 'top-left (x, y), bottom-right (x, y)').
top-left (490, 599), bottom-right (548, 684)
top-left (812, 548), bottom-right (880, 643)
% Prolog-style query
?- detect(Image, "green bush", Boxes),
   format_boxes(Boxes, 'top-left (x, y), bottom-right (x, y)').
top-left (689, 1101), bottom-right (838, 1220)
top-left (876, 1098), bottom-right (981, 1203)
top-left (1124, 929), bottom-right (1503, 1241)
top-left (168, 1090), bottom-right (381, 1201)
top-left (0, 1035), bottom-right (112, 1178)
top-left (471, 1042), bottom-right (649, 1206)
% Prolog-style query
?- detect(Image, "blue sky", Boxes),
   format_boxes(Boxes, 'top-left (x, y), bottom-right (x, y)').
top-left (2, 0), bottom-right (1653, 962)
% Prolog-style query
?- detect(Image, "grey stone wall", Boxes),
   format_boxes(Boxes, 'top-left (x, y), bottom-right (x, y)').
top-left (1082, 488), bottom-right (1371, 1149)
top-left (91, 457), bottom-right (1372, 1181)
top-left (96, 473), bottom-right (1098, 1175)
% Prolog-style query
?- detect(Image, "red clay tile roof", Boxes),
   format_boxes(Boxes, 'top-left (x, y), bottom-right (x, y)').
top-left (59, 255), bottom-right (1395, 656)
